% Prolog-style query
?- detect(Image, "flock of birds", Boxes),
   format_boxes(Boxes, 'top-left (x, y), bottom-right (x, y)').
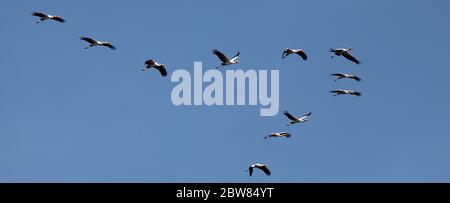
top-left (31, 11), bottom-right (363, 177)
top-left (251, 48), bottom-right (363, 177)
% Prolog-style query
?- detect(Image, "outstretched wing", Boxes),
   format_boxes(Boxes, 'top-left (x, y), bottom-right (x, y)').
top-left (230, 52), bottom-right (239, 63)
top-left (296, 50), bottom-right (308, 60)
top-left (352, 91), bottom-right (362, 96)
top-left (330, 90), bottom-right (342, 94)
top-left (331, 73), bottom-right (344, 77)
top-left (155, 65), bottom-right (168, 77)
top-left (342, 52), bottom-right (360, 64)
top-left (260, 166), bottom-right (271, 176)
top-left (145, 59), bottom-right (156, 66)
top-left (102, 43), bottom-right (116, 50)
top-left (281, 50), bottom-right (289, 59)
top-left (51, 16), bottom-right (65, 23)
top-left (352, 76), bottom-right (362, 81)
top-left (80, 36), bottom-right (98, 45)
top-left (281, 132), bottom-right (292, 138)
top-left (32, 12), bottom-right (48, 18)
top-left (283, 111), bottom-right (298, 121)
top-left (212, 49), bottom-right (229, 63)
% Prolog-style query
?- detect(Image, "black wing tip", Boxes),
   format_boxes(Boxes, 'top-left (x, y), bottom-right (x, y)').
top-left (156, 66), bottom-right (168, 77)
top-left (298, 52), bottom-right (308, 60)
top-left (264, 168), bottom-right (272, 176)
top-left (56, 18), bottom-right (66, 23)
top-left (31, 11), bottom-right (43, 15)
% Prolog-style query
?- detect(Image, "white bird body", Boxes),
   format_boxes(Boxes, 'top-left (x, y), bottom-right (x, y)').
top-left (282, 48), bottom-right (307, 60)
top-left (32, 12), bottom-right (65, 23)
top-left (212, 49), bottom-right (240, 68)
top-left (283, 111), bottom-right (311, 126)
top-left (330, 89), bottom-right (362, 97)
top-left (247, 163), bottom-right (271, 176)
top-left (143, 59), bottom-right (168, 77)
top-left (330, 47), bottom-right (361, 64)
top-left (331, 73), bottom-right (361, 81)
top-left (264, 132), bottom-right (292, 139)
top-left (80, 36), bottom-right (116, 50)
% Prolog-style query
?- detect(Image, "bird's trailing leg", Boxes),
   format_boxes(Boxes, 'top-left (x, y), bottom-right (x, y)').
top-left (84, 45), bottom-right (93, 49)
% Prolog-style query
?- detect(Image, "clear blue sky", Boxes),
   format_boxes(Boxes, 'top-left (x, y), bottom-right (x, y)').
top-left (1, 0), bottom-right (450, 183)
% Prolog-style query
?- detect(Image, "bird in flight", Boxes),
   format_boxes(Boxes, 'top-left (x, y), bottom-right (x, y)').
top-left (247, 163), bottom-right (271, 176)
top-left (284, 111), bottom-right (311, 126)
top-left (32, 12), bottom-right (65, 24)
top-left (329, 48), bottom-right (361, 64)
top-left (331, 73), bottom-right (362, 82)
top-left (80, 36), bottom-right (116, 50)
top-left (282, 48), bottom-right (307, 60)
top-left (330, 89), bottom-right (362, 97)
top-left (264, 132), bottom-right (292, 139)
top-left (212, 49), bottom-right (239, 69)
top-left (143, 59), bottom-right (168, 77)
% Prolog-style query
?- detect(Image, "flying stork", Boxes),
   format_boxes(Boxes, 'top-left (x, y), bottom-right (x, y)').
top-left (330, 89), bottom-right (362, 97)
top-left (143, 59), bottom-right (168, 77)
top-left (32, 12), bottom-right (65, 23)
top-left (212, 49), bottom-right (239, 69)
top-left (246, 163), bottom-right (271, 176)
top-left (264, 132), bottom-right (292, 139)
top-left (331, 73), bottom-right (362, 82)
top-left (282, 48), bottom-right (307, 60)
top-left (329, 48), bottom-right (361, 64)
top-left (80, 36), bottom-right (116, 50)
top-left (284, 111), bottom-right (311, 126)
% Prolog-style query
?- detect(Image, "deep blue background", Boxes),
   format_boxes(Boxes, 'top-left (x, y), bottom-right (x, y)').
top-left (1, 0), bottom-right (449, 182)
